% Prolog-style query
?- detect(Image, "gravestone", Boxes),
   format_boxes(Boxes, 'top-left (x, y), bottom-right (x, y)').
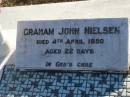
top-left (16, 18), bottom-right (128, 72)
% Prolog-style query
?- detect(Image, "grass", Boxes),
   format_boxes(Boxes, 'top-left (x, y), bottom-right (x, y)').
top-left (0, 0), bottom-right (82, 7)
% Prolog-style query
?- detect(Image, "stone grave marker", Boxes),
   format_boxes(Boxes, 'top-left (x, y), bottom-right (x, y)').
top-left (16, 18), bottom-right (128, 72)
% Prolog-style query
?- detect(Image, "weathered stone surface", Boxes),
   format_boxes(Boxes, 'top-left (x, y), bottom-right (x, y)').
top-left (0, 1), bottom-right (130, 96)
top-left (16, 18), bottom-right (128, 71)
top-left (0, 25), bottom-right (9, 62)
top-left (0, 0), bottom-right (130, 70)
top-left (1, 0), bottom-right (130, 52)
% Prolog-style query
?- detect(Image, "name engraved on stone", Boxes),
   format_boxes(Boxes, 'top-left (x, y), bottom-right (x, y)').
top-left (16, 18), bottom-right (128, 71)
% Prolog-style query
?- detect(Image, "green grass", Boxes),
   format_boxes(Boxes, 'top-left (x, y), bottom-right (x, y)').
top-left (0, 0), bottom-right (82, 7)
